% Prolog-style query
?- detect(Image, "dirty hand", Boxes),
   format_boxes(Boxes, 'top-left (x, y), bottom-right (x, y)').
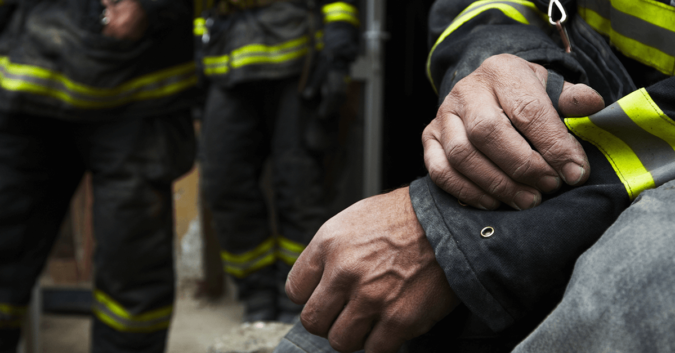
top-left (423, 54), bottom-right (605, 210)
top-left (286, 187), bottom-right (459, 353)
top-left (101, 0), bottom-right (148, 41)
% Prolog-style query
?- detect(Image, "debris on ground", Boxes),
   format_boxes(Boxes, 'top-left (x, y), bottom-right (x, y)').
top-left (209, 321), bottom-right (293, 353)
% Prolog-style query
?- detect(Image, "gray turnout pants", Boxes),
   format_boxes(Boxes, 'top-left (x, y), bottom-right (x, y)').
top-left (275, 180), bottom-right (675, 353)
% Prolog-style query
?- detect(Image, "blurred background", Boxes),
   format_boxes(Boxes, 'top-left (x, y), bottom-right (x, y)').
top-left (21, 0), bottom-right (439, 351)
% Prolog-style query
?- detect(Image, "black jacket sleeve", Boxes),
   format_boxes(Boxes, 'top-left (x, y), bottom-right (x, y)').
top-left (415, 0), bottom-right (675, 332)
top-left (318, 0), bottom-right (360, 69)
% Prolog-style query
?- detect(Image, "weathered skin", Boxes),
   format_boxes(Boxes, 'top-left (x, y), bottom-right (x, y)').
top-left (422, 54), bottom-right (605, 210)
top-left (286, 187), bottom-right (459, 353)
top-left (101, 0), bottom-right (148, 41)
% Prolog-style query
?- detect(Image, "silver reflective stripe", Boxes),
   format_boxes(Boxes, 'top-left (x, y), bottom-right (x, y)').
top-left (92, 302), bottom-right (171, 329)
top-left (609, 7), bottom-right (675, 57)
top-left (578, 0), bottom-right (675, 57)
top-left (589, 102), bottom-right (675, 186)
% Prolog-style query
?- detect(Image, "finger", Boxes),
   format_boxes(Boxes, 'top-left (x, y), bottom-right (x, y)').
top-left (285, 240), bottom-right (324, 305)
top-left (438, 107), bottom-right (544, 210)
top-left (452, 85), bottom-right (562, 195)
top-left (326, 301), bottom-right (375, 353)
top-left (422, 126), bottom-right (500, 210)
top-left (101, 0), bottom-right (112, 7)
top-left (559, 82), bottom-right (605, 117)
top-left (300, 280), bottom-right (347, 338)
top-left (491, 56), bottom-right (589, 186)
top-left (362, 319), bottom-right (408, 353)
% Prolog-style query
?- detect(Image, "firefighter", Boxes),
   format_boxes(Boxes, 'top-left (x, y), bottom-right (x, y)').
top-left (195, 0), bottom-right (360, 322)
top-left (0, 0), bottom-right (196, 352)
top-left (273, 0), bottom-right (675, 352)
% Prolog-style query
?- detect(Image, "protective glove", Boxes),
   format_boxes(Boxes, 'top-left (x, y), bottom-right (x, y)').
top-left (302, 56), bottom-right (350, 151)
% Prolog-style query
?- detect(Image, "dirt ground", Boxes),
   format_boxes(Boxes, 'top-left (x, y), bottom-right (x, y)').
top-left (41, 286), bottom-right (243, 353)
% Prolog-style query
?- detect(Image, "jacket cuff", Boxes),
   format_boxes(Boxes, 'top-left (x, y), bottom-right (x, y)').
top-left (409, 177), bottom-right (515, 331)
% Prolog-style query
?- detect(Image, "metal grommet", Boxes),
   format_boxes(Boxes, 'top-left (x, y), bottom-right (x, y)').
top-left (458, 200), bottom-right (467, 207)
top-left (480, 226), bottom-right (494, 238)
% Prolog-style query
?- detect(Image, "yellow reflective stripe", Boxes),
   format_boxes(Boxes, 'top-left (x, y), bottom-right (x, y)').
top-left (0, 303), bottom-right (26, 316)
top-left (0, 57), bottom-right (197, 108)
top-left (276, 237), bottom-right (305, 266)
top-left (0, 57), bottom-right (195, 97)
top-left (92, 309), bottom-right (170, 333)
top-left (230, 36), bottom-right (307, 68)
top-left (322, 2), bottom-right (358, 15)
top-left (426, 0), bottom-right (544, 93)
top-left (194, 18), bottom-right (206, 36)
top-left (324, 13), bottom-right (360, 26)
top-left (323, 2), bottom-right (360, 26)
top-left (564, 88), bottom-right (675, 199)
top-left (621, 89), bottom-right (675, 151)
top-left (579, 7), bottom-right (675, 76)
top-left (203, 31), bottom-right (326, 76)
top-left (223, 252), bottom-right (276, 278)
top-left (94, 290), bottom-right (173, 322)
top-left (578, 7), bottom-right (611, 36)
top-left (221, 237), bottom-right (275, 264)
top-left (566, 117), bottom-right (653, 199)
top-left (612, 0), bottom-right (675, 33)
top-left (278, 236), bottom-right (305, 255)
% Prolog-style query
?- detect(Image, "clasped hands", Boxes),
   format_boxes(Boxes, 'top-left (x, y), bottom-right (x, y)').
top-left (286, 54), bottom-right (606, 353)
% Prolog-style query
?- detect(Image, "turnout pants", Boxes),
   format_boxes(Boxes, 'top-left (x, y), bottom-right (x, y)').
top-left (201, 76), bottom-right (327, 318)
top-left (0, 110), bottom-right (195, 353)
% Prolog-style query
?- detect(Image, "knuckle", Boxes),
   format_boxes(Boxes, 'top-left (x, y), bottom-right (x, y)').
top-left (445, 141), bottom-right (477, 169)
top-left (510, 154), bottom-right (535, 180)
top-left (427, 164), bottom-right (454, 190)
top-left (511, 96), bottom-right (548, 130)
top-left (465, 117), bottom-right (502, 146)
top-left (487, 176), bottom-right (510, 197)
top-left (328, 336), bottom-right (354, 353)
top-left (538, 136), bottom-right (571, 166)
top-left (300, 310), bottom-right (324, 336)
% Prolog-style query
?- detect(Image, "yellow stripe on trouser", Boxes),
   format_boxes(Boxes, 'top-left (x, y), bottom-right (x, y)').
top-left (0, 303), bottom-right (27, 329)
top-left (0, 57), bottom-right (197, 109)
top-left (426, 0), bottom-right (548, 93)
top-left (221, 238), bottom-right (276, 278)
top-left (221, 236), bottom-right (307, 276)
top-left (322, 2), bottom-right (360, 26)
top-left (92, 290), bottom-right (173, 333)
top-left (203, 31), bottom-right (325, 76)
top-left (277, 236), bottom-right (306, 266)
top-left (565, 89), bottom-right (675, 199)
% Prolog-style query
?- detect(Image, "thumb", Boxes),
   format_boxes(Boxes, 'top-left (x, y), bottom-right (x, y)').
top-left (558, 82), bottom-right (605, 117)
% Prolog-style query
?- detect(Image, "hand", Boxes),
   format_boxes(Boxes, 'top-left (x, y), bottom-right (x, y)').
top-left (422, 54), bottom-right (605, 211)
top-left (101, 0), bottom-right (148, 41)
top-left (286, 187), bottom-right (459, 353)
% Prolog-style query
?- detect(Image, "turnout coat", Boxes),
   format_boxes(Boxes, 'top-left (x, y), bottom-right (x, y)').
top-left (408, 0), bottom-right (675, 350)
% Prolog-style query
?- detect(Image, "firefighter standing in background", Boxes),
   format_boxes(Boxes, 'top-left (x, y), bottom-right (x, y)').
top-left (0, 0), bottom-right (196, 352)
top-left (195, 0), bottom-right (360, 322)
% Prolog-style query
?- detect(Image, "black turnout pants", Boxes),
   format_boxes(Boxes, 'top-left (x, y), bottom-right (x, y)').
top-left (0, 110), bottom-right (194, 353)
top-left (201, 76), bottom-right (328, 314)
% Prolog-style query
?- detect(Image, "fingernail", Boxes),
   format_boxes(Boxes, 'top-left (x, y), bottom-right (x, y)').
top-left (561, 163), bottom-right (585, 185)
top-left (513, 191), bottom-right (540, 210)
top-left (537, 175), bottom-right (561, 193)
top-left (479, 195), bottom-right (498, 210)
